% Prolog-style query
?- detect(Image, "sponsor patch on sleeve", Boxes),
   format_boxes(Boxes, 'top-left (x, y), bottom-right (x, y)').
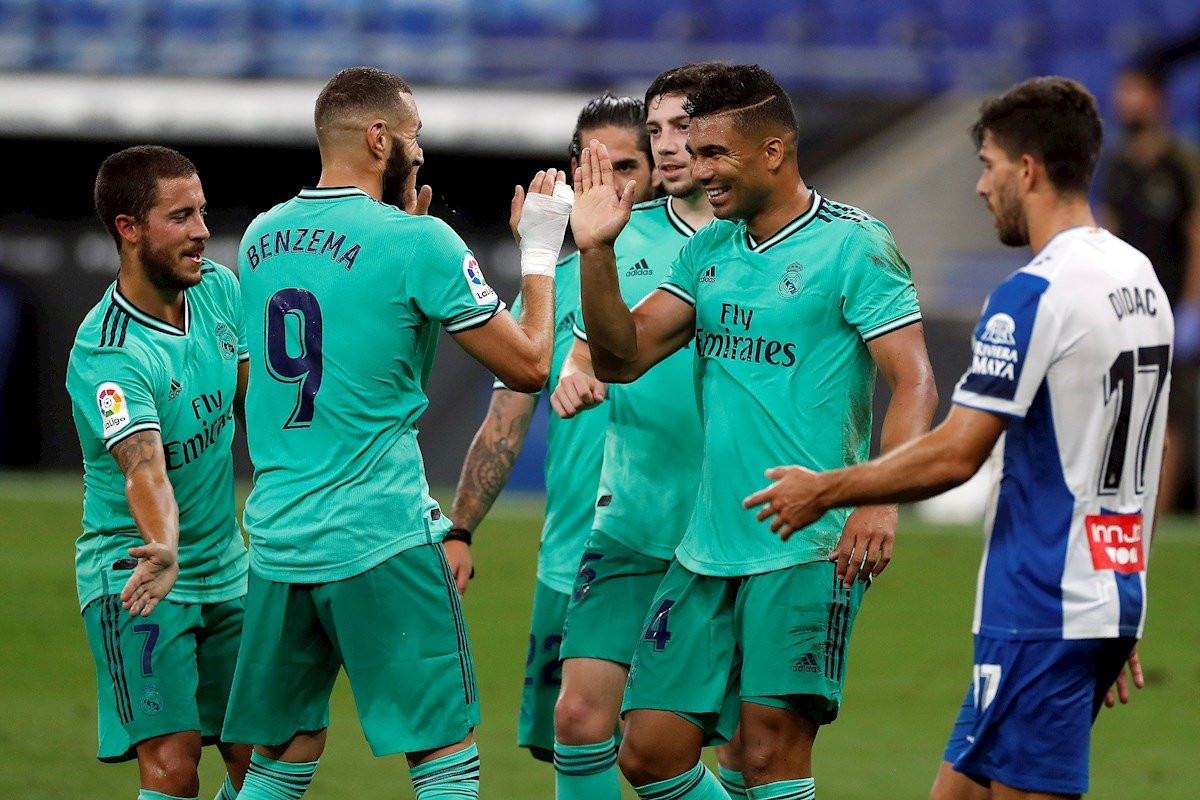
top-left (462, 254), bottom-right (498, 306)
top-left (97, 381), bottom-right (131, 437)
top-left (959, 272), bottom-right (1049, 401)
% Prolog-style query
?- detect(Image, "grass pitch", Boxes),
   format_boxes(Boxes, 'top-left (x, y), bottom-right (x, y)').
top-left (0, 472), bottom-right (1195, 799)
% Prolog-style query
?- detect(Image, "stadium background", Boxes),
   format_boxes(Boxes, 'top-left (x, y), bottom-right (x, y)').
top-left (0, 1), bottom-right (1198, 797)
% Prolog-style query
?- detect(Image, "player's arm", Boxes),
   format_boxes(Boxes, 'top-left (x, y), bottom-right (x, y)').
top-left (110, 430), bottom-right (180, 617)
top-left (233, 359), bottom-right (248, 433)
top-left (550, 337), bottom-right (608, 419)
top-left (571, 140), bottom-right (695, 382)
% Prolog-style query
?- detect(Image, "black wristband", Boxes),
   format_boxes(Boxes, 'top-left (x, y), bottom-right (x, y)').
top-left (443, 528), bottom-right (473, 546)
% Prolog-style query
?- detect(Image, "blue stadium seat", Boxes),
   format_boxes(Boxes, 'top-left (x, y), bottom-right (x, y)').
top-left (1161, 0), bottom-right (1200, 30)
top-left (41, 0), bottom-right (152, 73)
top-left (1168, 62), bottom-right (1200, 141)
top-left (360, 0), bottom-right (473, 84)
top-left (703, 0), bottom-right (827, 46)
top-left (0, 0), bottom-right (39, 70)
top-left (587, 0), bottom-right (697, 43)
top-left (154, 0), bottom-right (254, 78)
top-left (257, 0), bottom-right (367, 79)
top-left (468, 0), bottom-right (596, 38)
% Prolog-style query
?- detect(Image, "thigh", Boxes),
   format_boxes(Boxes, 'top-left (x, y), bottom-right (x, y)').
top-left (560, 531), bottom-right (671, 666)
top-left (322, 543), bottom-right (480, 757)
top-left (620, 560), bottom-right (739, 744)
top-left (82, 596), bottom-right (202, 762)
top-left (195, 596), bottom-right (245, 743)
top-left (519, 580), bottom-right (570, 760)
top-left (221, 573), bottom-right (338, 748)
top-left (737, 560), bottom-right (867, 726)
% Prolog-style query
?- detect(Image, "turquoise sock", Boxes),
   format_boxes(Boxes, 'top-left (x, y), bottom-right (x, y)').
top-left (633, 761), bottom-right (730, 800)
top-left (410, 743), bottom-right (481, 799)
top-left (553, 738), bottom-right (620, 800)
top-left (236, 751), bottom-right (318, 800)
top-left (138, 792), bottom-right (196, 800)
top-left (746, 778), bottom-right (816, 800)
top-left (718, 764), bottom-right (748, 799)
top-left (214, 775), bottom-right (237, 800)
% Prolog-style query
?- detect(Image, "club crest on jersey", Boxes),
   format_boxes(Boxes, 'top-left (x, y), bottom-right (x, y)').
top-left (777, 264), bottom-right (803, 297)
top-left (980, 313), bottom-right (1017, 346)
top-left (215, 323), bottom-right (237, 361)
top-left (97, 382), bottom-right (131, 435)
top-left (462, 254), bottom-right (497, 306)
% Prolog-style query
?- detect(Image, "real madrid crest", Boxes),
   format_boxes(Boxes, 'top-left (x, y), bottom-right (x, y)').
top-left (777, 263), bottom-right (803, 298)
top-left (215, 323), bottom-right (237, 361)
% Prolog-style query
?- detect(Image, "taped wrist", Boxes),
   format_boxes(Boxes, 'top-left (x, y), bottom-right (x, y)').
top-left (519, 182), bottom-right (574, 277)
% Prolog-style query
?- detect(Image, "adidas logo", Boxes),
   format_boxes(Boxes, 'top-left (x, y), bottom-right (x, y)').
top-left (700, 265), bottom-right (717, 283)
top-left (168, 379), bottom-right (182, 401)
top-left (793, 653), bottom-right (821, 674)
top-left (626, 259), bottom-right (652, 276)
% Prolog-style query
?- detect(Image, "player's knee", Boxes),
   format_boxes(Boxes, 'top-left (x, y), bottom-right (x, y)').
top-left (617, 731), bottom-right (694, 788)
top-left (554, 689), bottom-right (611, 744)
top-left (138, 733), bottom-right (202, 794)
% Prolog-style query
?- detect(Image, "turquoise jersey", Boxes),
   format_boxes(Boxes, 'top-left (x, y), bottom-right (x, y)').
top-left (239, 186), bottom-right (505, 583)
top-left (659, 191), bottom-right (922, 576)
top-left (66, 260), bottom-right (249, 610)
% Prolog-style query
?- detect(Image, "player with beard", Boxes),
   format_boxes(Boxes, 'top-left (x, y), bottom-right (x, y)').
top-left (66, 145), bottom-right (251, 800)
top-left (222, 66), bottom-right (574, 800)
top-left (743, 78), bottom-right (1167, 800)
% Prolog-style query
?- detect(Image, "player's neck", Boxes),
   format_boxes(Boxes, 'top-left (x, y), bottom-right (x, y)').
top-left (1027, 195), bottom-right (1096, 255)
top-left (316, 165), bottom-right (383, 201)
top-left (670, 189), bottom-right (714, 230)
top-left (746, 182), bottom-right (812, 243)
top-left (116, 266), bottom-right (185, 328)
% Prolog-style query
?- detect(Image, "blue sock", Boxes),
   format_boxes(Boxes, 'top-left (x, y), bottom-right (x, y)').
top-left (746, 778), bottom-right (816, 799)
top-left (214, 775), bottom-right (237, 800)
top-left (554, 738), bottom-right (620, 800)
top-left (718, 764), bottom-right (748, 798)
top-left (138, 792), bottom-right (197, 800)
top-left (410, 742), bottom-right (481, 799)
top-left (632, 761), bottom-right (729, 800)
top-left (236, 751), bottom-right (318, 800)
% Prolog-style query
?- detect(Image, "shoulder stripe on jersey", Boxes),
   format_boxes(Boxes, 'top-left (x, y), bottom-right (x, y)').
top-left (104, 421), bottom-right (161, 451)
top-left (658, 282), bottom-right (696, 306)
top-left (238, 351), bottom-right (250, 363)
top-left (747, 190), bottom-right (824, 252)
top-left (861, 311), bottom-right (922, 342)
top-left (116, 312), bottom-right (131, 348)
top-left (297, 186), bottom-right (369, 200)
top-left (664, 196), bottom-right (696, 237)
top-left (113, 288), bottom-right (189, 336)
top-left (99, 303), bottom-right (116, 347)
top-left (443, 301), bottom-right (507, 334)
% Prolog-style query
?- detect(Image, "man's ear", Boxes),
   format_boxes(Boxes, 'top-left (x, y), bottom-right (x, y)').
top-left (114, 214), bottom-right (139, 247)
top-left (1018, 153), bottom-right (1039, 193)
top-left (763, 136), bottom-right (787, 172)
top-left (366, 119), bottom-right (388, 160)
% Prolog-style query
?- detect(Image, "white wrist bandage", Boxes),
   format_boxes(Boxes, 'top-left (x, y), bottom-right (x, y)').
top-left (518, 182), bottom-right (574, 277)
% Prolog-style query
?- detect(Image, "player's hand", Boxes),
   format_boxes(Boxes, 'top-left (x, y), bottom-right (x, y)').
top-left (120, 542), bottom-right (179, 617)
top-left (570, 140), bottom-right (636, 251)
top-left (510, 168), bottom-right (567, 246)
top-left (402, 165), bottom-right (432, 216)
top-left (443, 540), bottom-right (473, 597)
top-left (830, 505), bottom-right (897, 588)
top-left (550, 371), bottom-right (607, 418)
top-left (1104, 647), bottom-right (1144, 708)
top-left (743, 465), bottom-right (826, 540)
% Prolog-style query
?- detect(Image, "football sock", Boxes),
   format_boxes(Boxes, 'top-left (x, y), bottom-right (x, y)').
top-left (553, 738), bottom-right (620, 800)
top-left (410, 742), bottom-right (481, 799)
top-left (718, 765), bottom-right (748, 798)
top-left (236, 751), bottom-right (318, 799)
top-left (214, 775), bottom-right (238, 800)
top-left (137, 792), bottom-right (196, 800)
top-left (746, 778), bottom-right (816, 799)
top-left (632, 761), bottom-right (730, 800)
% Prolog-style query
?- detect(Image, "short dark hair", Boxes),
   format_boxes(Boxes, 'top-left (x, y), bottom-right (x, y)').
top-left (93, 145), bottom-right (197, 248)
top-left (315, 66), bottom-right (413, 138)
top-left (683, 64), bottom-right (798, 138)
top-left (971, 76), bottom-right (1103, 196)
top-left (644, 61), bottom-right (725, 110)
top-left (569, 92), bottom-right (651, 165)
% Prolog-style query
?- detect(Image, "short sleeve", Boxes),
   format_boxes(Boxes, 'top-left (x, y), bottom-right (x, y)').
top-left (214, 261), bottom-right (250, 362)
top-left (76, 349), bottom-right (162, 450)
top-left (658, 233), bottom-right (701, 307)
top-left (839, 221), bottom-right (922, 341)
top-left (409, 219), bottom-right (505, 333)
top-left (952, 271), bottom-right (1060, 419)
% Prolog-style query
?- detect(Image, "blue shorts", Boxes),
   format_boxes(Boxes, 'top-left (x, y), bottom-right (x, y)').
top-left (943, 634), bottom-right (1136, 796)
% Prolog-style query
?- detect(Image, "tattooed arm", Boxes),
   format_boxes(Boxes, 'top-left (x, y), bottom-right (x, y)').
top-left (110, 430), bottom-right (180, 617)
top-left (444, 388), bottom-right (538, 595)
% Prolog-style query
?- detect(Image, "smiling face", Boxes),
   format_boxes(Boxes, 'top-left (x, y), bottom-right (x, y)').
top-left (646, 92), bottom-right (699, 198)
top-left (975, 130), bottom-right (1030, 248)
top-left (130, 174), bottom-right (210, 291)
top-left (687, 112), bottom-right (771, 221)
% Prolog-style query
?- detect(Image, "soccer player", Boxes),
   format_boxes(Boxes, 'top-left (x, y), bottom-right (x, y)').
top-left (221, 67), bottom-right (573, 800)
top-left (571, 64), bottom-right (938, 800)
top-left (549, 64), bottom-right (721, 800)
top-left (66, 145), bottom-right (251, 800)
top-left (447, 93), bottom-right (655, 766)
top-left (743, 77), bottom-right (1169, 800)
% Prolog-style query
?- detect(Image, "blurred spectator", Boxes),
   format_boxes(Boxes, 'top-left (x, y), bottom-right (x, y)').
top-left (1101, 65), bottom-right (1200, 513)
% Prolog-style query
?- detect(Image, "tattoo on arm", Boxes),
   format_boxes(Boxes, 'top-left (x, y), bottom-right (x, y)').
top-left (110, 430), bottom-right (165, 478)
top-left (451, 391), bottom-right (536, 531)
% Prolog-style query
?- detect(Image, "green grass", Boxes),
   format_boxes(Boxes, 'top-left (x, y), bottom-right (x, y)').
top-left (1, 472), bottom-right (1195, 798)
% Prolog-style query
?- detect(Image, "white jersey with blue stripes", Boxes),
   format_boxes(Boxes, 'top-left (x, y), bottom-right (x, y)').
top-left (952, 226), bottom-right (1173, 641)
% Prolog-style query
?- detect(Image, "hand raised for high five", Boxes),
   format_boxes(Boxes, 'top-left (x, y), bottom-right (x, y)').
top-left (509, 168), bottom-right (569, 246)
top-left (570, 140), bottom-right (637, 251)
top-left (402, 164), bottom-right (432, 216)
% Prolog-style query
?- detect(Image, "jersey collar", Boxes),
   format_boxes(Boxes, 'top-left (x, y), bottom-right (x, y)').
top-left (745, 189), bottom-right (823, 253)
top-left (665, 196), bottom-right (697, 237)
top-left (112, 285), bottom-right (190, 336)
top-left (298, 186), bottom-right (370, 200)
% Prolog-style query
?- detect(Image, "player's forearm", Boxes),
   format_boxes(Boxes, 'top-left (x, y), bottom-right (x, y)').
top-left (579, 245), bottom-right (640, 380)
top-left (504, 275), bottom-right (555, 391)
top-left (112, 432), bottom-right (180, 550)
top-left (449, 390), bottom-right (536, 533)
